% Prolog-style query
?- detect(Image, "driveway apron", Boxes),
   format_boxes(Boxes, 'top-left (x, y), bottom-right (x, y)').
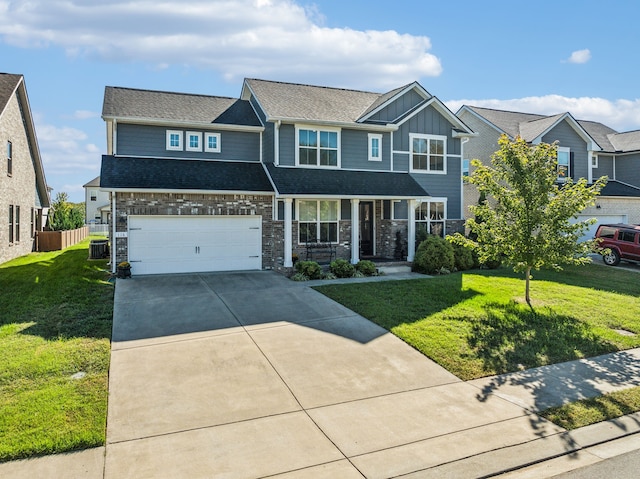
top-left (105, 271), bottom-right (547, 479)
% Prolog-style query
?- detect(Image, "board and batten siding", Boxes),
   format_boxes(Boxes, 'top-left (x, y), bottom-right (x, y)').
top-left (341, 129), bottom-right (390, 170)
top-left (116, 123), bottom-right (261, 161)
top-left (541, 120), bottom-right (588, 181)
top-left (614, 153), bottom-right (640, 187)
top-left (366, 89), bottom-right (425, 123)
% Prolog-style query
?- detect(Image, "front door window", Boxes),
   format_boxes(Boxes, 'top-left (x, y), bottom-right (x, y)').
top-left (360, 201), bottom-right (374, 256)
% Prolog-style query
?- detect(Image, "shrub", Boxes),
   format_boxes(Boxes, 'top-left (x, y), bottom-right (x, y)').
top-left (450, 240), bottom-right (475, 271)
top-left (412, 235), bottom-right (455, 274)
top-left (291, 272), bottom-right (309, 281)
top-left (356, 260), bottom-right (377, 276)
top-left (415, 226), bottom-right (429, 248)
top-left (323, 272), bottom-right (337, 280)
top-left (482, 257), bottom-right (502, 269)
top-left (295, 260), bottom-right (323, 280)
top-left (330, 258), bottom-right (355, 278)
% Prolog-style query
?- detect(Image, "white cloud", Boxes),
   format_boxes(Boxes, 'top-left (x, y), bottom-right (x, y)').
top-left (446, 95), bottom-right (640, 132)
top-left (73, 110), bottom-right (99, 120)
top-left (35, 121), bottom-right (101, 174)
top-left (0, 0), bottom-right (442, 89)
top-left (566, 48), bottom-right (591, 64)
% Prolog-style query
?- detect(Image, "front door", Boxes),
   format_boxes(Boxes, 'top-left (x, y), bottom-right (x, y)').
top-left (359, 201), bottom-right (374, 256)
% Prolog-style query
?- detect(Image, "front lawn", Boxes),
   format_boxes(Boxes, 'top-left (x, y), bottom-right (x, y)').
top-left (315, 264), bottom-right (640, 380)
top-left (0, 238), bottom-right (113, 462)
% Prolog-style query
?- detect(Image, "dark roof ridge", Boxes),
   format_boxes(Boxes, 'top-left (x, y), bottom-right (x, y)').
top-left (246, 77), bottom-right (382, 96)
top-left (105, 85), bottom-right (238, 101)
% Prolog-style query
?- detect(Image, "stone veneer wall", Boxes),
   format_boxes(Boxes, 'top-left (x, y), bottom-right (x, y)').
top-left (112, 192), bottom-right (275, 268)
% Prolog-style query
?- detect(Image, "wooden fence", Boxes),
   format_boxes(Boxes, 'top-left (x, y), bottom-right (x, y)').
top-left (36, 226), bottom-right (89, 252)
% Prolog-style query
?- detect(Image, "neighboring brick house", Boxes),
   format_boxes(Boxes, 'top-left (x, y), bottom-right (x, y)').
top-left (83, 175), bottom-right (110, 224)
top-left (100, 79), bottom-right (475, 274)
top-left (457, 106), bottom-right (640, 240)
top-left (0, 73), bottom-right (50, 265)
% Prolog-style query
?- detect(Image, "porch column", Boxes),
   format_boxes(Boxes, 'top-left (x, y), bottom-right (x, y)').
top-left (283, 198), bottom-right (293, 268)
top-left (408, 199), bottom-right (417, 262)
top-left (351, 199), bottom-right (360, 264)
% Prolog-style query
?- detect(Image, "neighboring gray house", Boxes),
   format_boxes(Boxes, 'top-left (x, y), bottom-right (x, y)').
top-left (0, 73), bottom-right (50, 265)
top-left (83, 175), bottom-right (110, 224)
top-left (100, 78), bottom-right (475, 275)
top-left (457, 106), bottom-right (640, 240)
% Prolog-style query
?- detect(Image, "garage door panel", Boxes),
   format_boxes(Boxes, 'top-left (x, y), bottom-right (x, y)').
top-left (128, 216), bottom-right (262, 275)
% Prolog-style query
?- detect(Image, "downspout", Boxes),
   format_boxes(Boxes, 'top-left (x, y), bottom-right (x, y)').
top-left (111, 192), bottom-right (116, 274)
top-left (460, 137), bottom-right (469, 221)
top-left (274, 120), bottom-right (281, 166)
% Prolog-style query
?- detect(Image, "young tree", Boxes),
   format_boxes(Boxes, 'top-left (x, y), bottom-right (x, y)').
top-left (451, 135), bottom-right (607, 307)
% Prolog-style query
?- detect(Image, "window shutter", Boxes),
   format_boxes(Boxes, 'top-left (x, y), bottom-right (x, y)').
top-left (569, 152), bottom-right (575, 180)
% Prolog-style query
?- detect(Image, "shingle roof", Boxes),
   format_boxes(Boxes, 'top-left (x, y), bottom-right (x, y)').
top-left (102, 87), bottom-right (261, 126)
top-left (245, 78), bottom-right (381, 123)
top-left (358, 83), bottom-right (414, 119)
top-left (578, 120), bottom-right (618, 151)
top-left (0, 73), bottom-right (22, 116)
top-left (265, 164), bottom-right (430, 197)
top-left (608, 130), bottom-right (640, 152)
top-left (83, 175), bottom-right (101, 188)
top-left (519, 113), bottom-right (566, 142)
top-left (465, 106), bottom-right (546, 138)
top-left (599, 180), bottom-right (640, 197)
top-left (100, 156), bottom-right (273, 192)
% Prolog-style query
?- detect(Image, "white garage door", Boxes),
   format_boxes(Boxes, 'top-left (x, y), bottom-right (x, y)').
top-left (128, 215), bottom-right (262, 275)
top-left (572, 214), bottom-right (627, 243)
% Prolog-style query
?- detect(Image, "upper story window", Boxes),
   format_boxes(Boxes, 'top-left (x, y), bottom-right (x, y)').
top-left (410, 134), bottom-right (446, 174)
top-left (90, 190), bottom-right (97, 201)
top-left (8, 205), bottom-right (14, 243)
top-left (296, 127), bottom-right (340, 167)
top-left (166, 130), bottom-right (183, 151)
top-left (462, 159), bottom-right (470, 177)
top-left (205, 132), bottom-right (221, 153)
top-left (591, 154), bottom-right (598, 168)
top-left (7, 140), bottom-right (12, 176)
top-left (557, 146), bottom-right (570, 182)
top-left (186, 132), bottom-right (202, 152)
top-left (368, 134), bottom-right (382, 162)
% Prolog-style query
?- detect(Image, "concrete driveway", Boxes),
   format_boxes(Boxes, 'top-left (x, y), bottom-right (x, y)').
top-left (104, 271), bottom-right (556, 478)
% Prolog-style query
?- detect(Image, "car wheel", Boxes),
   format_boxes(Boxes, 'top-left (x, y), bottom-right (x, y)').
top-left (603, 250), bottom-right (621, 266)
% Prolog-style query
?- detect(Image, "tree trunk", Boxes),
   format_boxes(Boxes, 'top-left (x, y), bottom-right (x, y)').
top-left (525, 266), bottom-right (532, 308)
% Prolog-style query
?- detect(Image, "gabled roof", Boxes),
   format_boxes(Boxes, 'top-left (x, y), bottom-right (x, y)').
top-left (102, 87), bottom-right (262, 127)
top-left (578, 120), bottom-right (618, 152)
top-left (242, 78), bottom-right (381, 124)
top-left (100, 156), bottom-right (273, 193)
top-left (0, 73), bottom-right (50, 208)
top-left (599, 180), bottom-right (640, 197)
top-left (358, 83), bottom-right (413, 120)
top-left (83, 175), bottom-right (100, 188)
top-left (265, 163), bottom-right (430, 198)
top-left (608, 130), bottom-right (640, 153)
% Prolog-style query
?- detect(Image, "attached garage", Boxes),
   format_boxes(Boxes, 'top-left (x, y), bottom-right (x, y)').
top-left (128, 215), bottom-right (262, 275)
top-left (572, 214), bottom-right (628, 243)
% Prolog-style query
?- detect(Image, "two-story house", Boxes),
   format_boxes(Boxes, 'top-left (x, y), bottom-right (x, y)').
top-left (457, 106), bottom-right (640, 240)
top-left (100, 78), bottom-right (474, 275)
top-left (83, 175), bottom-right (110, 224)
top-left (0, 73), bottom-right (50, 265)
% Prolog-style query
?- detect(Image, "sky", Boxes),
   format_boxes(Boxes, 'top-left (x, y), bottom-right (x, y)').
top-left (2, 0), bottom-right (640, 202)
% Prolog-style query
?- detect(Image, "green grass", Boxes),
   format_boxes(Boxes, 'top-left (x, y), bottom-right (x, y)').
top-left (0, 238), bottom-right (113, 462)
top-left (315, 264), bottom-right (640, 380)
top-left (541, 386), bottom-right (640, 429)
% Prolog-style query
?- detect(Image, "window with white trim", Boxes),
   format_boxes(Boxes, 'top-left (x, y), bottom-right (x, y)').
top-left (297, 127), bottom-right (339, 167)
top-left (415, 201), bottom-right (445, 238)
top-left (166, 130), bottom-right (182, 151)
top-left (186, 131), bottom-right (202, 152)
top-left (368, 134), bottom-right (382, 161)
top-left (205, 132), bottom-right (221, 153)
top-left (557, 146), bottom-right (570, 182)
top-left (463, 159), bottom-right (470, 177)
top-left (298, 200), bottom-right (338, 243)
top-left (8, 205), bottom-right (13, 243)
top-left (410, 134), bottom-right (446, 173)
top-left (90, 190), bottom-right (97, 201)
top-left (591, 154), bottom-right (598, 168)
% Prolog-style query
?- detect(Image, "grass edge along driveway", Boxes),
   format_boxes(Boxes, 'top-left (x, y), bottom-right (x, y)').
top-left (0, 238), bottom-right (113, 462)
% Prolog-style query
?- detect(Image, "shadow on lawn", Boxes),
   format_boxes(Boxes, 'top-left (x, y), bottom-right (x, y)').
top-left (471, 302), bottom-right (640, 454)
top-left (0, 246), bottom-right (113, 340)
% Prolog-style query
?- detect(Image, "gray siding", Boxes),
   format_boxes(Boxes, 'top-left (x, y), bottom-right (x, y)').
top-left (393, 105), bottom-right (460, 153)
top-left (117, 123), bottom-right (260, 161)
top-left (367, 89), bottom-right (425, 123)
top-left (615, 154), bottom-right (640, 187)
top-left (279, 123), bottom-right (296, 166)
top-left (341, 129), bottom-right (390, 170)
top-left (250, 95), bottom-right (273, 163)
top-left (594, 154), bottom-right (614, 180)
top-left (541, 120), bottom-right (588, 180)
top-left (411, 161), bottom-right (463, 220)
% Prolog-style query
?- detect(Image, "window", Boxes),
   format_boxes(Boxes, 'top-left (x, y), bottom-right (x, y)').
top-left (368, 134), bottom-right (382, 161)
top-left (619, 231), bottom-right (636, 243)
top-left (297, 127), bottom-right (339, 167)
top-left (591, 154), bottom-right (598, 168)
top-left (7, 140), bottom-right (12, 175)
top-left (166, 130), bottom-right (183, 151)
top-left (90, 190), bottom-right (97, 201)
top-left (205, 132), bottom-right (221, 153)
top-left (186, 131), bottom-right (202, 152)
top-left (463, 159), bottom-right (470, 177)
top-left (30, 208), bottom-right (35, 238)
top-left (8, 205), bottom-right (13, 243)
top-left (410, 134), bottom-right (446, 173)
top-left (415, 201), bottom-right (446, 238)
top-left (557, 147), bottom-right (570, 182)
top-left (15, 206), bottom-right (20, 242)
top-left (298, 200), bottom-right (338, 243)
top-left (393, 200), bottom-right (408, 220)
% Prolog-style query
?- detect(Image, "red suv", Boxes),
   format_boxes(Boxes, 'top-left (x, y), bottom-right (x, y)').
top-left (595, 224), bottom-right (640, 266)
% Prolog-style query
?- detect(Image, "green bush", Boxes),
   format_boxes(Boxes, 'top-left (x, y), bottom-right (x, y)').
top-left (295, 260), bottom-right (323, 280)
top-left (356, 260), bottom-right (377, 276)
top-left (291, 272), bottom-right (309, 281)
top-left (415, 226), bottom-right (429, 248)
top-left (450, 240), bottom-right (475, 271)
top-left (482, 257), bottom-right (502, 269)
top-left (412, 235), bottom-right (454, 274)
top-left (330, 258), bottom-right (355, 278)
